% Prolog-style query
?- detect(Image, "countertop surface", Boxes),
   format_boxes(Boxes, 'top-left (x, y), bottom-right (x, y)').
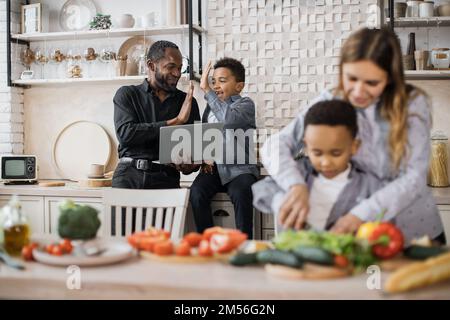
top-left (1, 252), bottom-right (449, 300)
top-left (0, 180), bottom-right (104, 197)
top-left (2, 181), bottom-right (450, 204)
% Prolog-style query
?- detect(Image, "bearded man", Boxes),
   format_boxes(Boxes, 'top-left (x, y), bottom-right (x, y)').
top-left (112, 40), bottom-right (200, 189)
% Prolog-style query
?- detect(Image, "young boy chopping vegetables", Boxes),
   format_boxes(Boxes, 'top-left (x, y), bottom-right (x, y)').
top-left (253, 100), bottom-right (383, 234)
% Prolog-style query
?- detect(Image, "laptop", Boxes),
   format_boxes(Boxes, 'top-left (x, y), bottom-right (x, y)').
top-left (159, 122), bottom-right (224, 164)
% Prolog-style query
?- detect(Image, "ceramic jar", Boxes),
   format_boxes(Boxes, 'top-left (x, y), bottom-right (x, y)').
top-left (431, 48), bottom-right (450, 69)
top-left (117, 14), bottom-right (135, 28)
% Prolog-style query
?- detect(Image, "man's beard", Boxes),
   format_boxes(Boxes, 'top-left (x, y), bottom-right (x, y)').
top-left (154, 68), bottom-right (178, 92)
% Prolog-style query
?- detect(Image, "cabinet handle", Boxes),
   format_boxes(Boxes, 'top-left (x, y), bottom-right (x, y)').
top-left (213, 209), bottom-right (230, 217)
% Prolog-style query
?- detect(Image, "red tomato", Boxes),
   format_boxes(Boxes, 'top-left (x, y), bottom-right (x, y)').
top-left (175, 241), bottom-right (191, 256)
top-left (51, 245), bottom-right (63, 256)
top-left (334, 255), bottom-right (349, 268)
top-left (139, 236), bottom-right (167, 252)
top-left (202, 227), bottom-right (224, 241)
top-left (60, 239), bottom-right (73, 254)
top-left (21, 245), bottom-right (34, 261)
top-left (29, 242), bottom-right (39, 250)
top-left (45, 244), bottom-right (55, 254)
top-left (183, 232), bottom-right (203, 247)
top-left (198, 240), bottom-right (213, 257)
top-left (153, 240), bottom-right (174, 256)
top-left (210, 234), bottom-right (235, 254)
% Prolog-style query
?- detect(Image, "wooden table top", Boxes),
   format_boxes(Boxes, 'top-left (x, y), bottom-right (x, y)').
top-left (1, 254), bottom-right (450, 300)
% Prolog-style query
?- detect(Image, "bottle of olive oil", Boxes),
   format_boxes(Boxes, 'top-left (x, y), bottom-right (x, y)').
top-left (2, 195), bottom-right (30, 256)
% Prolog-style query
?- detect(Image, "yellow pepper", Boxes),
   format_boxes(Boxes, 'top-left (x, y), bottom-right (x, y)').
top-left (356, 221), bottom-right (380, 240)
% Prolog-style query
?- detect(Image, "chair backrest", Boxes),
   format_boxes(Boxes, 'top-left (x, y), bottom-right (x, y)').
top-left (102, 188), bottom-right (190, 241)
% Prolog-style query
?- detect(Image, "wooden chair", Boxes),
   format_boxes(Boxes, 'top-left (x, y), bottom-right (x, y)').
top-left (102, 188), bottom-right (190, 241)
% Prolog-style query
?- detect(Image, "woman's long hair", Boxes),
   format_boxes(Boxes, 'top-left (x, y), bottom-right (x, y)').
top-left (336, 27), bottom-right (418, 173)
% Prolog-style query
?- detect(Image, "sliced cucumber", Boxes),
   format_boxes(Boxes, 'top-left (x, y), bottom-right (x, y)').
top-left (292, 246), bottom-right (334, 265)
top-left (256, 249), bottom-right (303, 268)
top-left (404, 245), bottom-right (448, 260)
top-left (229, 252), bottom-right (259, 266)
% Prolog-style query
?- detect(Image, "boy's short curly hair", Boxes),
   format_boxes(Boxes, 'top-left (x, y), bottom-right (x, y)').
top-left (147, 40), bottom-right (179, 62)
top-left (304, 100), bottom-right (358, 138)
top-left (214, 57), bottom-right (245, 83)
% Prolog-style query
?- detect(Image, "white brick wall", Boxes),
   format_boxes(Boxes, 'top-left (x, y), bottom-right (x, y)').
top-left (0, 0), bottom-right (24, 155)
top-left (208, 0), bottom-right (379, 129)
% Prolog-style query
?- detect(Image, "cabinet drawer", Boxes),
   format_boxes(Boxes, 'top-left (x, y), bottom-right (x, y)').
top-left (211, 200), bottom-right (236, 230)
top-left (437, 205), bottom-right (450, 245)
top-left (261, 213), bottom-right (275, 229)
top-left (0, 195), bottom-right (45, 235)
top-left (262, 229), bottom-right (275, 241)
top-left (45, 197), bottom-right (103, 235)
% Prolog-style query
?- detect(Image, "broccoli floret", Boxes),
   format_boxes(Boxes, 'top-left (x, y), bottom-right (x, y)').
top-left (58, 200), bottom-right (101, 240)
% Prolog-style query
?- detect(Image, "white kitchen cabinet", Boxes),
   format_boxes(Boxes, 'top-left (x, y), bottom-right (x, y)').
top-left (0, 195), bottom-right (45, 235)
top-left (44, 197), bottom-right (104, 236)
top-left (437, 205), bottom-right (450, 244)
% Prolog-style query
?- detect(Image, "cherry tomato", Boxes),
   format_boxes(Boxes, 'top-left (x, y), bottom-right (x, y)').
top-left (46, 244), bottom-right (55, 254)
top-left (183, 232), bottom-right (203, 247)
top-left (202, 227), bottom-right (224, 241)
top-left (334, 255), bottom-right (349, 268)
top-left (60, 239), bottom-right (73, 254)
top-left (198, 240), bottom-right (213, 257)
top-left (21, 245), bottom-right (34, 261)
top-left (153, 240), bottom-right (174, 256)
top-left (51, 245), bottom-right (63, 256)
top-left (29, 242), bottom-right (39, 250)
top-left (175, 241), bottom-right (191, 256)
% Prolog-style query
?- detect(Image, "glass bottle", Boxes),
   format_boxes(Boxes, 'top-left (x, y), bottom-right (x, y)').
top-left (138, 53), bottom-right (147, 76)
top-left (407, 32), bottom-right (416, 70)
top-left (2, 195), bottom-right (30, 256)
top-left (428, 131), bottom-right (449, 187)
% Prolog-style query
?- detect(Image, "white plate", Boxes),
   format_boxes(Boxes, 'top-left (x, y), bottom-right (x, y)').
top-left (32, 239), bottom-right (135, 267)
top-left (52, 120), bottom-right (111, 181)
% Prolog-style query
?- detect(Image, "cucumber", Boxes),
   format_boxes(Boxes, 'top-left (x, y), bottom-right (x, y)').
top-left (292, 246), bottom-right (334, 265)
top-left (229, 252), bottom-right (259, 266)
top-left (256, 249), bottom-right (303, 268)
top-left (404, 245), bottom-right (448, 260)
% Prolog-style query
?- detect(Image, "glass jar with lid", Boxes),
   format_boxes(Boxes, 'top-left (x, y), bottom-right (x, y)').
top-left (428, 131), bottom-right (449, 187)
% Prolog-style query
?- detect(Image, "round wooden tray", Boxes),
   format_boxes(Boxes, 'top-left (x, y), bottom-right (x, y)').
top-left (140, 250), bottom-right (233, 263)
top-left (52, 121), bottom-right (111, 182)
top-left (118, 36), bottom-right (153, 76)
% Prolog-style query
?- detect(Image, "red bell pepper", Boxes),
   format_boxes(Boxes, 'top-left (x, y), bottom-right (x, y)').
top-left (368, 222), bottom-right (404, 259)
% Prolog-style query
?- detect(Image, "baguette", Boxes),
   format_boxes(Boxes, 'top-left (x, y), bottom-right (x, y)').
top-left (384, 252), bottom-right (450, 293)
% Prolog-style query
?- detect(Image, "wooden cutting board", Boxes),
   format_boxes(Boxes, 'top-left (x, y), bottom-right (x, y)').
top-left (140, 251), bottom-right (233, 264)
top-left (265, 263), bottom-right (351, 280)
top-left (78, 178), bottom-right (112, 188)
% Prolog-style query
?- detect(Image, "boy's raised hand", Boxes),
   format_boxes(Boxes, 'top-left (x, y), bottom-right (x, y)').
top-left (200, 60), bottom-right (213, 93)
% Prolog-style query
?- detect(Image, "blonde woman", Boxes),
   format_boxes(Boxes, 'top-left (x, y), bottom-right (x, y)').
top-left (260, 27), bottom-right (444, 244)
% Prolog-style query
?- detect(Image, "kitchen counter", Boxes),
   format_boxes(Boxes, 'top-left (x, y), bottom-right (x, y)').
top-left (430, 187), bottom-right (450, 204)
top-left (0, 254), bottom-right (449, 299)
top-left (2, 182), bottom-right (450, 204)
top-left (0, 180), bottom-right (104, 197)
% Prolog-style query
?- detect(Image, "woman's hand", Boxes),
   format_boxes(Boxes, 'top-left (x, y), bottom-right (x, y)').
top-left (330, 213), bottom-right (363, 234)
top-left (200, 60), bottom-right (213, 93)
top-left (278, 184), bottom-right (310, 230)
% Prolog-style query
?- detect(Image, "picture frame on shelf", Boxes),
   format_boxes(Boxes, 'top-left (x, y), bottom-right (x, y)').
top-left (21, 3), bottom-right (42, 34)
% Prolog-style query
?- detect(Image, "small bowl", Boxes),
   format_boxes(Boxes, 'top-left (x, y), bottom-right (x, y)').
top-left (438, 4), bottom-right (450, 16)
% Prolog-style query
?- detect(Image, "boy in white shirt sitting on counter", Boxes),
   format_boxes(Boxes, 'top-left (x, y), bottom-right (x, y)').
top-left (252, 100), bottom-right (382, 232)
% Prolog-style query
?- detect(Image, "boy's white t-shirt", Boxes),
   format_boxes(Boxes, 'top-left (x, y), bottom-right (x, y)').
top-left (307, 165), bottom-right (351, 230)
